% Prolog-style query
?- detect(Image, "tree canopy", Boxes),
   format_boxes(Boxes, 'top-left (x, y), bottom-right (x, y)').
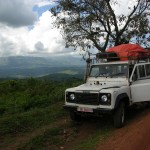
top-left (51, 0), bottom-right (150, 52)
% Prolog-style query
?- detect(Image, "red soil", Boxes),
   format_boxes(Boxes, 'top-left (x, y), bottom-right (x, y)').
top-left (95, 109), bottom-right (150, 150)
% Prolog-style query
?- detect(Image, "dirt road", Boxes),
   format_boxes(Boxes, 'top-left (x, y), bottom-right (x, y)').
top-left (1, 107), bottom-right (150, 150)
top-left (95, 108), bottom-right (150, 150)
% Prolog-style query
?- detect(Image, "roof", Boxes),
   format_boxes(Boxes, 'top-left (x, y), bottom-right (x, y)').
top-left (92, 61), bottom-right (129, 66)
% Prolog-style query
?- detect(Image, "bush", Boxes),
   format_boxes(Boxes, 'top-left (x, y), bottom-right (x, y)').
top-left (0, 78), bottom-right (82, 135)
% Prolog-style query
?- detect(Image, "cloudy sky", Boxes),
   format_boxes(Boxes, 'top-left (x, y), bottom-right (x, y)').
top-left (0, 0), bottom-right (74, 57)
top-left (0, 0), bottom-right (136, 57)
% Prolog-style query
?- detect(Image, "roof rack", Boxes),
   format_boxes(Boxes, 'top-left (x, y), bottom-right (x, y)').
top-left (86, 52), bottom-right (150, 64)
top-left (96, 52), bottom-right (120, 62)
top-left (86, 52), bottom-right (150, 65)
top-left (84, 51), bottom-right (150, 81)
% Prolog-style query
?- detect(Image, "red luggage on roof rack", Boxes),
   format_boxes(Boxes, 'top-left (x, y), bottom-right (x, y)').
top-left (107, 44), bottom-right (150, 61)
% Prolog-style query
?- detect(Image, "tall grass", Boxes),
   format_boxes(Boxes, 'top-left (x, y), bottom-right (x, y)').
top-left (0, 78), bottom-right (82, 135)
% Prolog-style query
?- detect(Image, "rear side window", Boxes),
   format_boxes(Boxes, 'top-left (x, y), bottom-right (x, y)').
top-left (146, 64), bottom-right (150, 76)
top-left (132, 63), bottom-right (150, 81)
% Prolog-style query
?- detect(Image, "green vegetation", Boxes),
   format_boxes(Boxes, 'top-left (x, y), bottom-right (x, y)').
top-left (51, 0), bottom-right (149, 51)
top-left (0, 56), bottom-right (84, 78)
top-left (0, 78), bottom-right (82, 136)
top-left (40, 73), bottom-right (84, 81)
top-left (19, 127), bottom-right (64, 150)
top-left (0, 78), bottom-right (112, 150)
top-left (59, 70), bottom-right (79, 75)
top-left (72, 127), bottom-right (112, 150)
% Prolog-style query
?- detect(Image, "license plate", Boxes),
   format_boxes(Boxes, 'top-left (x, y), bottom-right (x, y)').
top-left (77, 107), bottom-right (93, 113)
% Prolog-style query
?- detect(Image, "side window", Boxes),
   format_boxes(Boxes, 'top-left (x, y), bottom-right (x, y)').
top-left (129, 65), bottom-right (134, 77)
top-left (138, 65), bottom-right (145, 78)
top-left (132, 67), bottom-right (138, 81)
top-left (146, 64), bottom-right (150, 76)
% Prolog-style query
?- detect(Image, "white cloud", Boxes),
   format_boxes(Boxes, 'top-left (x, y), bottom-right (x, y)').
top-left (0, 0), bottom-right (77, 57)
top-left (0, 0), bottom-right (37, 27)
top-left (25, 11), bottom-right (71, 55)
top-left (112, 0), bottom-right (137, 16)
top-left (0, 25), bottom-right (29, 56)
top-left (0, 10), bottom-right (74, 57)
top-left (35, 0), bottom-right (56, 7)
top-left (0, 0), bottom-right (137, 57)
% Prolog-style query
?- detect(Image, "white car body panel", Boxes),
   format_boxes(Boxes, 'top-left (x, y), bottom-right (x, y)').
top-left (65, 60), bottom-right (150, 112)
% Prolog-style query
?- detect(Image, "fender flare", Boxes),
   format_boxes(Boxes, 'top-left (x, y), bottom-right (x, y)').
top-left (114, 93), bottom-right (129, 109)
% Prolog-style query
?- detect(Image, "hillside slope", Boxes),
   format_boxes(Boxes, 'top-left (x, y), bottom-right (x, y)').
top-left (0, 56), bottom-right (85, 78)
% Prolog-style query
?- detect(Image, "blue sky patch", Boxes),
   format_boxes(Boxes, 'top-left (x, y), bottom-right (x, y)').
top-left (33, 4), bottom-right (56, 17)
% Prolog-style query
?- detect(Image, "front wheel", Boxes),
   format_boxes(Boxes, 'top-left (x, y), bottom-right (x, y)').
top-left (70, 111), bottom-right (81, 122)
top-left (113, 102), bottom-right (125, 128)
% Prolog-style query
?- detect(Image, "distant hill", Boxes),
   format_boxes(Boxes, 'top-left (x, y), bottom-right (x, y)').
top-left (0, 56), bottom-right (85, 78)
top-left (0, 56), bottom-right (84, 68)
top-left (40, 73), bottom-right (84, 81)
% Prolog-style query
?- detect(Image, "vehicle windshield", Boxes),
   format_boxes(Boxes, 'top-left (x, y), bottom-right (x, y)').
top-left (90, 64), bottom-right (128, 78)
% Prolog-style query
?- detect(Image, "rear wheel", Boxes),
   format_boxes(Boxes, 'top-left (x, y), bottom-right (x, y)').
top-left (113, 102), bottom-right (125, 128)
top-left (70, 111), bottom-right (81, 122)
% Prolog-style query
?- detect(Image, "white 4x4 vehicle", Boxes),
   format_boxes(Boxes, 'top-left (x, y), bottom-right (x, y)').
top-left (64, 52), bottom-right (150, 128)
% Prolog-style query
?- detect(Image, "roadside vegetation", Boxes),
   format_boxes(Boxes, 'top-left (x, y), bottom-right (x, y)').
top-left (0, 78), bottom-right (113, 150)
top-left (0, 78), bottom-right (81, 134)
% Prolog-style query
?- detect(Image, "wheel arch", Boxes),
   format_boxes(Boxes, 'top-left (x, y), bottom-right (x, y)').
top-left (114, 93), bottom-right (130, 109)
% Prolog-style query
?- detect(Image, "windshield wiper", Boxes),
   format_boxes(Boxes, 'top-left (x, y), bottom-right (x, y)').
top-left (95, 73), bottom-right (100, 78)
top-left (111, 73), bottom-right (125, 78)
top-left (95, 72), bottom-right (107, 78)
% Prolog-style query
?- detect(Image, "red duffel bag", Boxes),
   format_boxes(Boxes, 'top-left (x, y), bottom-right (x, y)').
top-left (107, 44), bottom-right (150, 61)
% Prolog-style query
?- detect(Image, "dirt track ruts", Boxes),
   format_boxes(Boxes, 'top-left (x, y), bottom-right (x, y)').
top-left (95, 108), bottom-right (150, 150)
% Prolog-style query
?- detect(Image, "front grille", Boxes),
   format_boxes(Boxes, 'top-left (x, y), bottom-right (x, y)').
top-left (75, 93), bottom-right (99, 105)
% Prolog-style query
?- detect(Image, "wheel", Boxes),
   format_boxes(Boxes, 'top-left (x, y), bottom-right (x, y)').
top-left (113, 102), bottom-right (125, 128)
top-left (70, 111), bottom-right (81, 122)
top-left (146, 101), bottom-right (150, 108)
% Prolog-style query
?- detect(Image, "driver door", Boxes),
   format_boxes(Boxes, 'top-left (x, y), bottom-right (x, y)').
top-left (130, 64), bottom-right (150, 102)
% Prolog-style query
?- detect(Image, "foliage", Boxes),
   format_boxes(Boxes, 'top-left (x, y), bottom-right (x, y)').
top-left (50, 0), bottom-right (150, 52)
top-left (0, 104), bottom-right (64, 135)
top-left (0, 78), bottom-right (83, 135)
top-left (73, 128), bottom-right (111, 150)
top-left (0, 79), bottom-right (114, 150)
top-left (18, 127), bottom-right (64, 150)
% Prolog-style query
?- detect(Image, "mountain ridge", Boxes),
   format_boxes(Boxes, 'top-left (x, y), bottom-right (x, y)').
top-left (0, 56), bottom-right (85, 78)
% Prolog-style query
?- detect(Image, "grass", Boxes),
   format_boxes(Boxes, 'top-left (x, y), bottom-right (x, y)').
top-left (72, 127), bottom-right (112, 150)
top-left (0, 102), bottom-right (66, 135)
top-left (0, 78), bottom-right (82, 136)
top-left (18, 127), bottom-right (64, 150)
top-left (0, 78), bottom-right (113, 150)
top-left (16, 117), bottom-right (113, 150)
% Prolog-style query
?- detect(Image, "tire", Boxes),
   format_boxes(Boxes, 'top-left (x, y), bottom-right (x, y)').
top-left (113, 102), bottom-right (125, 128)
top-left (70, 111), bottom-right (81, 122)
top-left (146, 101), bottom-right (150, 108)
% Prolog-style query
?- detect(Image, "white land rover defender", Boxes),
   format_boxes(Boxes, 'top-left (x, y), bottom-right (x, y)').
top-left (64, 52), bottom-right (150, 128)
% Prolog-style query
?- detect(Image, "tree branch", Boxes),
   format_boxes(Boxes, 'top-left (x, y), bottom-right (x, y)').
top-left (103, 33), bottom-right (110, 50)
top-left (119, 0), bottom-right (141, 36)
top-left (106, 0), bottom-right (119, 33)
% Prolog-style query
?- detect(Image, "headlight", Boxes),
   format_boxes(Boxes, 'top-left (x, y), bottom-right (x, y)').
top-left (66, 92), bottom-right (76, 103)
top-left (101, 95), bottom-right (108, 102)
top-left (70, 93), bottom-right (76, 101)
top-left (100, 93), bottom-right (111, 105)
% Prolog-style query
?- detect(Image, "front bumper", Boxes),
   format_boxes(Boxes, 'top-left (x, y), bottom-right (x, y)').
top-left (63, 105), bottom-right (113, 115)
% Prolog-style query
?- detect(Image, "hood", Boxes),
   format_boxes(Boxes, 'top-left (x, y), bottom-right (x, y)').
top-left (73, 79), bottom-right (128, 92)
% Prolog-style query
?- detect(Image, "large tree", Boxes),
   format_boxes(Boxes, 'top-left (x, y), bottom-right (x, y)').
top-left (51, 0), bottom-right (150, 52)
